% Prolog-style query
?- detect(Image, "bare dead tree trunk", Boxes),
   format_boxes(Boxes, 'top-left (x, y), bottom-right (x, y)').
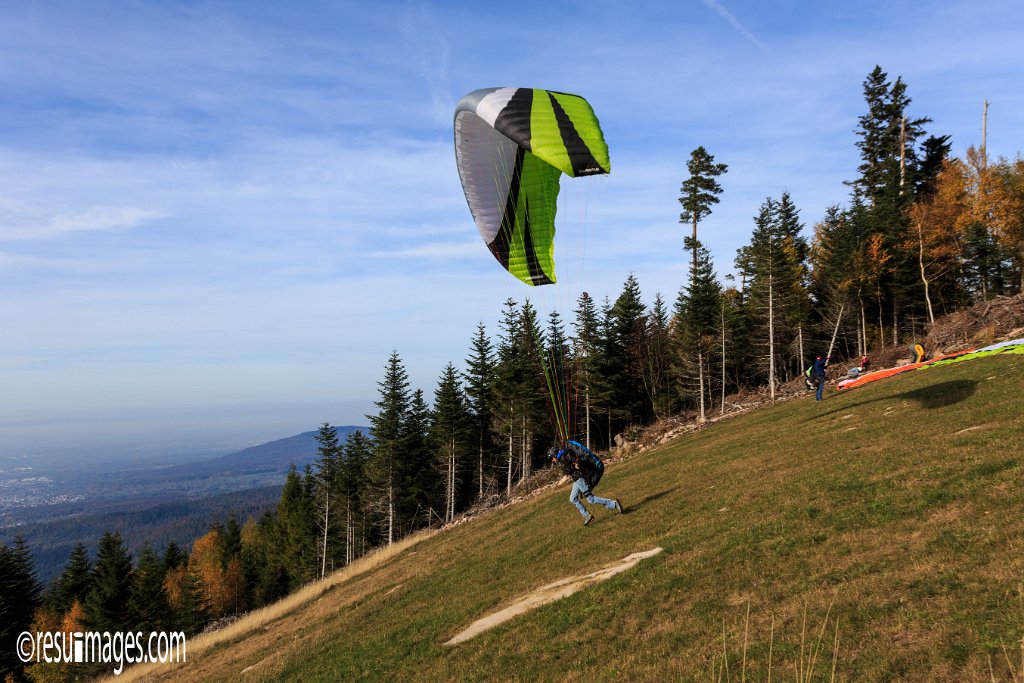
top-left (720, 300), bottom-right (726, 415)
top-left (917, 220), bottom-right (935, 323)
top-left (982, 100), bottom-right (989, 171)
top-left (448, 437), bottom-right (456, 522)
top-left (899, 115), bottom-right (907, 196)
top-left (827, 304), bottom-right (845, 360)
top-left (697, 349), bottom-right (706, 421)
top-left (892, 299), bottom-right (898, 346)
top-left (585, 384), bottom-right (591, 450)
top-left (320, 494), bottom-right (330, 579)
top-left (346, 502), bottom-right (353, 565)
top-left (798, 325), bottom-right (805, 375)
top-left (706, 354), bottom-right (713, 415)
top-left (520, 414), bottom-right (530, 483)
top-left (768, 273), bottom-right (776, 400)
top-left (506, 416), bottom-right (513, 497)
top-left (387, 476), bottom-right (394, 546)
top-left (858, 291), bottom-right (867, 354)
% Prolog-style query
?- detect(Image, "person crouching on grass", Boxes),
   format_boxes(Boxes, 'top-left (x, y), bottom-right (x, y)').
top-left (548, 441), bottom-right (623, 526)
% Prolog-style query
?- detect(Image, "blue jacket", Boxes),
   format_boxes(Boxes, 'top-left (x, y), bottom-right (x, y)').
top-left (556, 441), bottom-right (603, 487)
top-left (812, 357), bottom-right (828, 378)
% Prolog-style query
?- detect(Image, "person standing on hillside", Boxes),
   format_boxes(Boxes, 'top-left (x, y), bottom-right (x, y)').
top-left (812, 355), bottom-right (829, 401)
top-left (549, 440), bottom-right (623, 526)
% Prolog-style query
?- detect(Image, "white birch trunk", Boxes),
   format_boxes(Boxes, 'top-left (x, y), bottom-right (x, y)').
top-left (506, 419), bottom-right (513, 497)
top-left (917, 220), bottom-right (935, 324)
top-left (798, 325), bottom-right (805, 375)
top-left (768, 273), bottom-right (776, 400)
top-left (346, 502), bottom-right (353, 565)
top-left (320, 495), bottom-right (330, 579)
top-left (697, 349), bottom-right (706, 422)
top-left (585, 384), bottom-right (591, 450)
top-left (720, 301), bottom-right (726, 415)
top-left (386, 477), bottom-right (394, 546)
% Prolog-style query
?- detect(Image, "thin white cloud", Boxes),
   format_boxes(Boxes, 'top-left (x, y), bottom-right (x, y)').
top-left (375, 240), bottom-right (480, 260)
top-left (0, 202), bottom-right (164, 241)
top-left (699, 0), bottom-right (770, 52)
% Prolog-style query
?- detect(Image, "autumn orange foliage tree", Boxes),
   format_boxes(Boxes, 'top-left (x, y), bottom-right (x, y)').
top-left (908, 158), bottom-right (969, 322)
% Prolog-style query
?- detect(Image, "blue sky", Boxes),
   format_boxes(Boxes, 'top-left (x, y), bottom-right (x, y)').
top-left (2, 0), bottom-right (1022, 458)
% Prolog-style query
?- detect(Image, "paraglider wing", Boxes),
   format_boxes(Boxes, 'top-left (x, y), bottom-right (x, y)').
top-left (454, 87), bottom-right (610, 286)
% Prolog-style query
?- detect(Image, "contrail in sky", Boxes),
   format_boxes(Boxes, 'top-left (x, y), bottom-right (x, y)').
top-left (700, 0), bottom-right (770, 52)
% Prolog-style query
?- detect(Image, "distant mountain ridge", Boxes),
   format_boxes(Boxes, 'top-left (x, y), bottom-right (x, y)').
top-left (163, 425), bottom-right (368, 480)
top-left (2, 425), bottom-right (368, 581)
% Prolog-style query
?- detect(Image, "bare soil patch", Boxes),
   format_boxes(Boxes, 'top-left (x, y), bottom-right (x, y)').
top-left (445, 547), bottom-right (664, 645)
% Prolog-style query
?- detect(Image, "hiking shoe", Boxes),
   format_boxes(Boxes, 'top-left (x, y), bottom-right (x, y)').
top-left (614, 499), bottom-right (624, 514)
top-left (583, 513), bottom-right (595, 526)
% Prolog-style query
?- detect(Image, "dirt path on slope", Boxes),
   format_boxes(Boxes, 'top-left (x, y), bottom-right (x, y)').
top-left (445, 547), bottom-right (664, 645)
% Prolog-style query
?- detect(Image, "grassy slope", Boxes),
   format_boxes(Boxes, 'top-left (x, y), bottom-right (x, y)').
top-left (148, 355), bottom-right (1024, 682)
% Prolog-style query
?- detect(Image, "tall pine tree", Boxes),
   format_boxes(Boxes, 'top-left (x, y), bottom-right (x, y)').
top-left (430, 363), bottom-right (471, 523)
top-left (367, 351), bottom-right (412, 544)
top-left (85, 531), bottom-right (133, 633)
top-left (674, 242), bottom-right (722, 414)
top-left (463, 322), bottom-right (497, 499)
top-left (572, 291), bottom-right (610, 448)
top-left (313, 422), bottom-right (341, 578)
top-left (0, 537), bottom-right (42, 679)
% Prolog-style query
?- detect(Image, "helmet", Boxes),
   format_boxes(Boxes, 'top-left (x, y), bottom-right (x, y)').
top-left (547, 446), bottom-right (560, 460)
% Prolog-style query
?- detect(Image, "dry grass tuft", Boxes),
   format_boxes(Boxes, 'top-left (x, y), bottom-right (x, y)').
top-left (711, 597), bottom-right (841, 683)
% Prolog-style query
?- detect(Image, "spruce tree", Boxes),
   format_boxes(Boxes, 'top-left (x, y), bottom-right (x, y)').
top-left (401, 388), bottom-right (435, 529)
top-left (605, 274), bottom-right (649, 428)
top-left (518, 299), bottom-right (548, 479)
top-left (340, 430), bottom-right (372, 562)
top-left (275, 465), bottom-right (316, 588)
top-left (51, 542), bottom-right (92, 615)
top-left (430, 363), bottom-right (471, 523)
top-left (222, 512), bottom-right (242, 567)
top-left (774, 192), bottom-right (812, 378)
top-left (737, 197), bottom-right (782, 392)
top-left (367, 351), bottom-right (411, 544)
top-left (962, 222), bottom-right (1005, 301)
top-left (163, 541), bottom-right (186, 573)
top-left (129, 544), bottom-right (171, 632)
top-left (641, 292), bottom-right (673, 420)
top-left (572, 291), bottom-right (609, 448)
top-left (849, 66), bottom-right (939, 341)
top-left (543, 309), bottom-right (573, 441)
top-left (674, 242), bottom-right (722, 414)
top-left (0, 536), bottom-right (42, 679)
top-left (313, 422), bottom-right (341, 578)
top-left (85, 531), bottom-right (133, 632)
top-left (493, 299), bottom-right (526, 494)
top-left (463, 322), bottom-right (497, 499)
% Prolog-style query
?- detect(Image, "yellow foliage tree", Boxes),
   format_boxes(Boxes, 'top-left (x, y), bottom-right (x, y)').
top-left (908, 158), bottom-right (969, 322)
top-left (24, 606), bottom-right (64, 683)
top-left (188, 529), bottom-right (226, 618)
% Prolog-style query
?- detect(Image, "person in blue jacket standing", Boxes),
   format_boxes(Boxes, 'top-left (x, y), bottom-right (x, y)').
top-left (548, 441), bottom-right (623, 526)
top-left (812, 355), bottom-right (830, 401)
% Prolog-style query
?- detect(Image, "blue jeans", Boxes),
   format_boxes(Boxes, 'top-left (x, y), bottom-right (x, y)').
top-left (816, 377), bottom-right (825, 401)
top-left (570, 478), bottom-right (616, 518)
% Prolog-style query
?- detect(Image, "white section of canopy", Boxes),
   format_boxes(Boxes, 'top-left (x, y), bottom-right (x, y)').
top-left (454, 108), bottom-right (518, 244)
top-left (474, 87), bottom-right (517, 127)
